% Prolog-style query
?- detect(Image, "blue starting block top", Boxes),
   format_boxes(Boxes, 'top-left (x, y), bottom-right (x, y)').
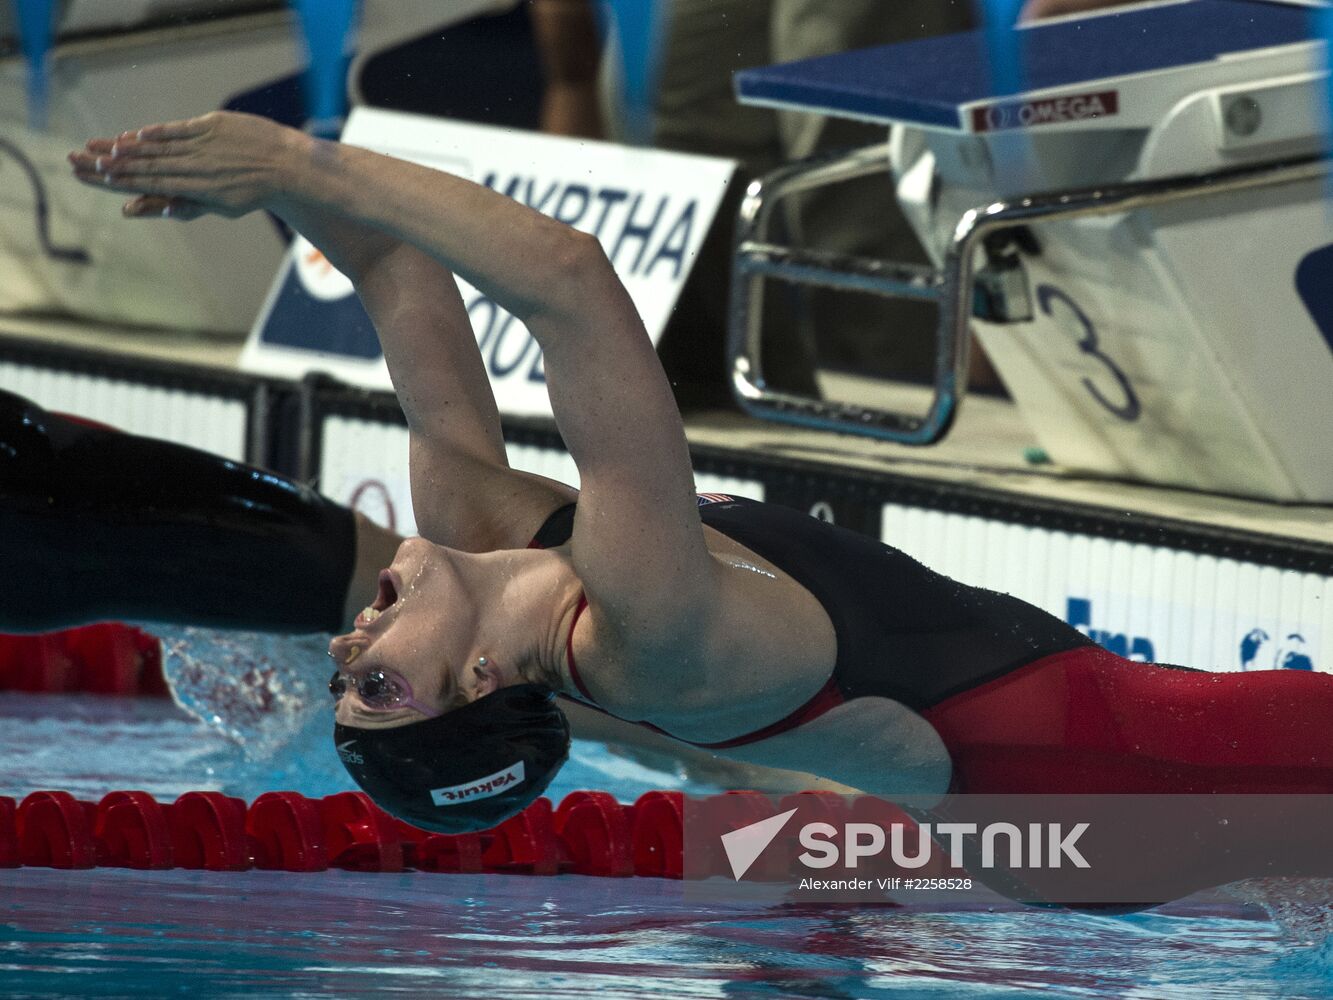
top-left (734, 0), bottom-right (1317, 130)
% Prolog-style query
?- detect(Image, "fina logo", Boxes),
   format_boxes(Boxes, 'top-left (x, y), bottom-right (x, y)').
top-left (972, 90), bottom-right (1119, 133)
top-left (1068, 597), bottom-right (1317, 671)
top-left (1240, 629), bottom-right (1314, 672)
top-left (292, 235), bottom-right (355, 302)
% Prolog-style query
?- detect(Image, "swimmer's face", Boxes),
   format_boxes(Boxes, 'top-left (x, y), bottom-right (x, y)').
top-left (328, 537), bottom-right (480, 728)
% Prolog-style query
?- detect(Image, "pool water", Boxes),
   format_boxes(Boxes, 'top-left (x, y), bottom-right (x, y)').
top-left (4, 859), bottom-right (1332, 999)
top-left (3, 668), bottom-right (1333, 997)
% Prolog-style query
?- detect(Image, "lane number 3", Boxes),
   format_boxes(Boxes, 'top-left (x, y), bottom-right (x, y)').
top-left (1036, 284), bottom-right (1141, 421)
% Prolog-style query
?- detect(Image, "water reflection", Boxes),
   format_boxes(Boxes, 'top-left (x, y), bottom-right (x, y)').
top-left (1, 869), bottom-right (1328, 999)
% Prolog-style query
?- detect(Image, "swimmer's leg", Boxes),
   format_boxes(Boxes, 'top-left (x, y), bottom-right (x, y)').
top-left (0, 389), bottom-right (363, 634)
top-left (923, 646), bottom-right (1333, 905)
top-left (924, 645), bottom-right (1333, 794)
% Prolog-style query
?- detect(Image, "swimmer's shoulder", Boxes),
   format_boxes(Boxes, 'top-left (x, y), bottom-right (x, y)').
top-left (566, 501), bottom-right (839, 727)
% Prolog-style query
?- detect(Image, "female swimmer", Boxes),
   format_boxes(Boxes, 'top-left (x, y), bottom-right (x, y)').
top-left (59, 112), bottom-right (1333, 841)
top-left (0, 388), bottom-right (813, 794)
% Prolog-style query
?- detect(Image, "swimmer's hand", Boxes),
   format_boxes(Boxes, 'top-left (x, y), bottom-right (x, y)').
top-left (68, 111), bottom-right (307, 220)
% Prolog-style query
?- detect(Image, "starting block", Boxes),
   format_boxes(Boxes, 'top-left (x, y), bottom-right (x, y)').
top-left (732, 0), bottom-right (1333, 501)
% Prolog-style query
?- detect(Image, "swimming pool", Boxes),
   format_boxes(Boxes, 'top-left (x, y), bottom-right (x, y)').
top-left (3, 689), bottom-right (1332, 999)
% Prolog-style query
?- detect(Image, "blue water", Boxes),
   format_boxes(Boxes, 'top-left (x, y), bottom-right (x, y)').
top-left (2, 860), bottom-right (1331, 999)
top-left (3, 657), bottom-right (1333, 997)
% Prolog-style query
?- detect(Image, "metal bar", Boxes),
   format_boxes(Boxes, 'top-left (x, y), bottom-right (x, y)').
top-left (729, 146), bottom-right (1330, 446)
top-left (728, 143), bottom-right (960, 445)
top-left (948, 154), bottom-right (1329, 240)
top-left (736, 242), bottom-right (943, 300)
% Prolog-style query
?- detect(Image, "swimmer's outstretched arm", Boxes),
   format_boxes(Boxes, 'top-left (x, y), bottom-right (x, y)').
top-left (73, 113), bottom-right (717, 678)
top-left (304, 226), bottom-right (579, 551)
top-left (77, 134), bottom-right (572, 552)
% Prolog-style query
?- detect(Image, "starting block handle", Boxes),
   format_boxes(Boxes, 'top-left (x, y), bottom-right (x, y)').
top-left (727, 144), bottom-right (966, 444)
top-left (729, 140), bottom-right (1330, 447)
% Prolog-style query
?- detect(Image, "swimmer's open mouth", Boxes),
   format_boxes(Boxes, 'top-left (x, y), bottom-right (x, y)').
top-left (374, 570), bottom-right (399, 611)
top-left (358, 570), bottom-right (399, 626)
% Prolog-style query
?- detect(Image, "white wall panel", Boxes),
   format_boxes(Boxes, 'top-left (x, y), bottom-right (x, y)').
top-left (693, 472), bottom-right (765, 500)
top-left (320, 416), bottom-right (766, 538)
top-left (319, 417), bottom-right (415, 535)
top-left (1, 362), bottom-right (246, 460)
top-left (506, 441), bottom-right (580, 489)
top-left (882, 503), bottom-right (1329, 674)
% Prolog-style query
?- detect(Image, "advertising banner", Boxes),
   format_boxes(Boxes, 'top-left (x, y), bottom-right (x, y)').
top-left (242, 108), bottom-right (736, 418)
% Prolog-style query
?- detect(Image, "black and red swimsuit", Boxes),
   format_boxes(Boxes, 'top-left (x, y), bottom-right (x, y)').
top-left (534, 495), bottom-right (1333, 795)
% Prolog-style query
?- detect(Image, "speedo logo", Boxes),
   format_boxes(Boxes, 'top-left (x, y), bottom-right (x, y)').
top-left (971, 90), bottom-right (1119, 133)
top-left (431, 761), bottom-right (526, 807)
top-left (335, 741), bottom-right (364, 765)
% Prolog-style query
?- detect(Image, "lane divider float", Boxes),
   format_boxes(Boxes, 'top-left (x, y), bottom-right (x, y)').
top-left (0, 787), bottom-right (694, 879)
top-left (0, 626), bottom-right (167, 697)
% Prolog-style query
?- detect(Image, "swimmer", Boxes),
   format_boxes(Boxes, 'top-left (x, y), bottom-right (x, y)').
top-left (0, 391), bottom-right (849, 796)
top-left (53, 113), bottom-right (1333, 862)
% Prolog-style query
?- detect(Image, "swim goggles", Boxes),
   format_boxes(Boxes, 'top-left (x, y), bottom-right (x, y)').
top-left (328, 667), bottom-right (443, 718)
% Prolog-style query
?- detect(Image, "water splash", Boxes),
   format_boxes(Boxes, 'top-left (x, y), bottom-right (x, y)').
top-left (155, 625), bottom-right (324, 759)
top-left (1224, 878), bottom-right (1333, 978)
top-left (147, 624), bottom-right (707, 802)
top-left (150, 624), bottom-right (354, 796)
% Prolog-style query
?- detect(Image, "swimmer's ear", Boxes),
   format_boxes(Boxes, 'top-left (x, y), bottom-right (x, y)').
top-left (471, 656), bottom-right (502, 700)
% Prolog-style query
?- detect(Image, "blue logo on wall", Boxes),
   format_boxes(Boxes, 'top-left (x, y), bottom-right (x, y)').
top-left (1065, 598), bottom-right (1316, 671)
top-left (1295, 243), bottom-right (1333, 360)
top-left (260, 270), bottom-right (381, 359)
top-left (1239, 629), bottom-right (1314, 671)
top-left (1065, 598), bottom-right (1154, 661)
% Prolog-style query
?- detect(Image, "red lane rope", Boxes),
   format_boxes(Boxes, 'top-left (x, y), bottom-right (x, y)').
top-left (0, 788), bottom-right (690, 879)
top-left (0, 626), bottom-right (167, 698)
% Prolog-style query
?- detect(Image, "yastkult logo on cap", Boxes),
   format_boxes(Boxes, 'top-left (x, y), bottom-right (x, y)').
top-left (431, 761), bottom-right (526, 807)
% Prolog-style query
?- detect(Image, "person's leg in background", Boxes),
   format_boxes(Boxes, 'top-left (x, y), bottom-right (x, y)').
top-left (771, 0), bottom-right (984, 391)
top-left (531, 0), bottom-right (605, 139)
top-left (653, 0), bottom-right (986, 408)
top-left (648, 0), bottom-right (810, 407)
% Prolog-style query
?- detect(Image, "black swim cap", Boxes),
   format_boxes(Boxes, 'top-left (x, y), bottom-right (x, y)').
top-left (332, 684), bottom-right (570, 834)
